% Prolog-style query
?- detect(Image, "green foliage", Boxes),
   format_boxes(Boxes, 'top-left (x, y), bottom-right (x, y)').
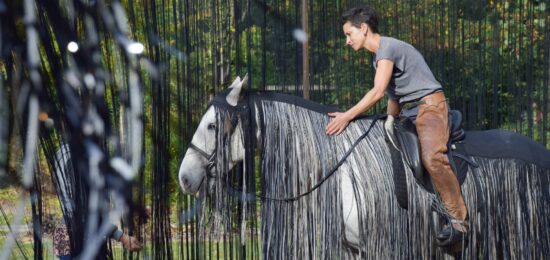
top-left (2, 0), bottom-right (549, 257)
top-left (119, 0), bottom-right (550, 198)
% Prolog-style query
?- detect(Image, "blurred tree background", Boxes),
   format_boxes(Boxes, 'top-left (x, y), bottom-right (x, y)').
top-left (0, 0), bottom-right (548, 258)
top-left (123, 0), bottom-right (548, 153)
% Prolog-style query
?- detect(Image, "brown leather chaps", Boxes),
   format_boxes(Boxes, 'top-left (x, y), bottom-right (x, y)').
top-left (416, 91), bottom-right (468, 221)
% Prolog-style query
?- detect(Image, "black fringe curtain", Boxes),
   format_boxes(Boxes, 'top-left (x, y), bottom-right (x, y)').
top-left (0, 0), bottom-right (549, 259)
top-left (122, 0), bottom-right (550, 258)
top-left (173, 0), bottom-right (548, 145)
top-left (1, 0), bottom-right (146, 258)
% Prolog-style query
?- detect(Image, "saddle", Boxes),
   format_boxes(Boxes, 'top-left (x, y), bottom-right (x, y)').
top-left (384, 110), bottom-right (478, 209)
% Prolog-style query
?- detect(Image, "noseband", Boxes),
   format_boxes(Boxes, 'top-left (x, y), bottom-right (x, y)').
top-left (188, 142), bottom-right (217, 178)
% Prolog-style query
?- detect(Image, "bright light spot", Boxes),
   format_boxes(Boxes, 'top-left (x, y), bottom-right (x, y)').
top-left (67, 41), bottom-right (79, 53)
top-left (127, 42), bottom-right (144, 54)
top-left (292, 29), bottom-right (308, 43)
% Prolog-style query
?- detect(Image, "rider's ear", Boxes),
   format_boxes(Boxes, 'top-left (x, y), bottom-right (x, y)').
top-left (226, 74), bottom-right (248, 106)
top-left (361, 23), bottom-right (369, 36)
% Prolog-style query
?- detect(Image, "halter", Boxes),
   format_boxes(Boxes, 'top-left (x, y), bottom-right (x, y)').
top-left (187, 93), bottom-right (251, 179)
top-left (188, 142), bottom-right (217, 178)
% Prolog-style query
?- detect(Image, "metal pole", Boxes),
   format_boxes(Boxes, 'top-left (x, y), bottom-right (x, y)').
top-left (302, 0), bottom-right (309, 99)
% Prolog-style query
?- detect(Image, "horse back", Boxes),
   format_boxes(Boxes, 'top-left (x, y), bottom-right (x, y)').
top-left (463, 129), bottom-right (550, 169)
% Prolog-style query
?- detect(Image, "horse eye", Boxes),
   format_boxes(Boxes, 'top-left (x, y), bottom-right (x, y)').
top-left (207, 123), bottom-right (216, 130)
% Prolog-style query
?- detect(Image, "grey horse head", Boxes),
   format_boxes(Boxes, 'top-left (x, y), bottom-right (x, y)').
top-left (178, 75), bottom-right (249, 195)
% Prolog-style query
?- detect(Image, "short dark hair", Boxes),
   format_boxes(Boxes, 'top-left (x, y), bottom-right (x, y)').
top-left (341, 6), bottom-right (379, 33)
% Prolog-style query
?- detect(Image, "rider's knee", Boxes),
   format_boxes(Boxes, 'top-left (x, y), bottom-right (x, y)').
top-left (422, 150), bottom-right (450, 173)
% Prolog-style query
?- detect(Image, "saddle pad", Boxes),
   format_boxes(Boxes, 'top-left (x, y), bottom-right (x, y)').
top-left (463, 130), bottom-right (550, 169)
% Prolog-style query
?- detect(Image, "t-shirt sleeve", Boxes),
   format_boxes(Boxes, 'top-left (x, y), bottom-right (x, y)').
top-left (375, 43), bottom-right (396, 64)
top-left (376, 42), bottom-right (398, 100)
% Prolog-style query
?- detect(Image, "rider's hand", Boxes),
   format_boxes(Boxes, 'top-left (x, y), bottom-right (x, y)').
top-left (120, 234), bottom-right (143, 252)
top-left (326, 112), bottom-right (352, 136)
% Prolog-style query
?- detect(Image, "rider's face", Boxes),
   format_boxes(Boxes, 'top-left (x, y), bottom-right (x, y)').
top-left (343, 22), bottom-right (367, 51)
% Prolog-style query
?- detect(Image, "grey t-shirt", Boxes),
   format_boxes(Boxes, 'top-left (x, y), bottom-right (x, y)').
top-left (373, 37), bottom-right (442, 103)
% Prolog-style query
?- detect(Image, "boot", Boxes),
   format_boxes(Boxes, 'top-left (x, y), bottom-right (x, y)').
top-left (436, 218), bottom-right (468, 247)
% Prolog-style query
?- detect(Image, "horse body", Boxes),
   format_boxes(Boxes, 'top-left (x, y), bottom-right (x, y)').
top-left (179, 76), bottom-right (550, 259)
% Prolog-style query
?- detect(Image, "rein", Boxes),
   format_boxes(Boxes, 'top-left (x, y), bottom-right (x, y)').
top-left (188, 93), bottom-right (382, 202)
top-left (254, 114), bottom-right (382, 202)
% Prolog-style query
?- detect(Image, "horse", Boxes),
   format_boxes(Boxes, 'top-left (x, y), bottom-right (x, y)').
top-left (178, 75), bottom-right (550, 259)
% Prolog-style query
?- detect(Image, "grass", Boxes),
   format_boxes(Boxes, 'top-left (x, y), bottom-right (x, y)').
top-left (0, 237), bottom-right (261, 259)
top-left (0, 187), bottom-right (262, 259)
top-left (0, 236), bottom-right (55, 260)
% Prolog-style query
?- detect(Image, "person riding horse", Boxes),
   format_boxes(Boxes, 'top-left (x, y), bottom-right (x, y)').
top-left (325, 5), bottom-right (468, 246)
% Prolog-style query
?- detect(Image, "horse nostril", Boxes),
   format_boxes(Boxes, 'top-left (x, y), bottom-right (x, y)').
top-left (180, 176), bottom-right (189, 187)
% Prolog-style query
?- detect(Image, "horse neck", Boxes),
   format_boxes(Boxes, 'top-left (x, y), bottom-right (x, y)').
top-left (254, 94), bottom-right (388, 177)
top-left (255, 97), bottom-right (328, 166)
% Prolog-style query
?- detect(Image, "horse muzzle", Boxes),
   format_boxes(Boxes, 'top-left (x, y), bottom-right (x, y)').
top-left (178, 152), bottom-right (208, 194)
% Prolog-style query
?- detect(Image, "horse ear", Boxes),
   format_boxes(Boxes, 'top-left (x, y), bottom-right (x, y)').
top-left (241, 73), bottom-right (248, 87)
top-left (226, 74), bottom-right (248, 106)
top-left (229, 76), bottom-right (241, 88)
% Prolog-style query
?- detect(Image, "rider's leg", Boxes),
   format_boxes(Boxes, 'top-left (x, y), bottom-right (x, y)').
top-left (415, 92), bottom-right (468, 232)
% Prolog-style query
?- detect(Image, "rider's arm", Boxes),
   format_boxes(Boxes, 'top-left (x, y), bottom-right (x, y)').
top-left (387, 99), bottom-right (401, 117)
top-left (326, 59), bottom-right (394, 135)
